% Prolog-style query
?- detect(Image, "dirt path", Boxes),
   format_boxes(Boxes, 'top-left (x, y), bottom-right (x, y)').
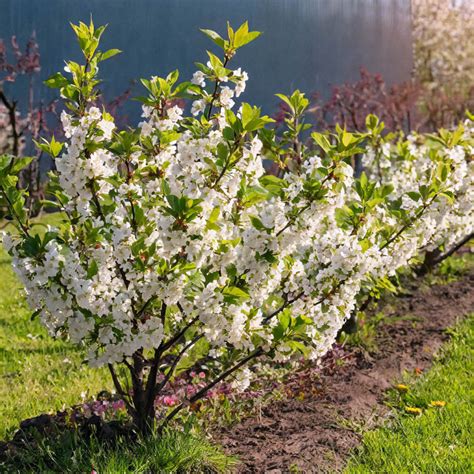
top-left (219, 271), bottom-right (474, 473)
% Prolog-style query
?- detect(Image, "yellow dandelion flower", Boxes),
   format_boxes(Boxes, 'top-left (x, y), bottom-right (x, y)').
top-left (395, 384), bottom-right (409, 393)
top-left (429, 400), bottom-right (446, 407)
top-left (405, 406), bottom-right (422, 415)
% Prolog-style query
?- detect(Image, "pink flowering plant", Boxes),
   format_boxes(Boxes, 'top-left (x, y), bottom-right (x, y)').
top-left (1, 20), bottom-right (472, 436)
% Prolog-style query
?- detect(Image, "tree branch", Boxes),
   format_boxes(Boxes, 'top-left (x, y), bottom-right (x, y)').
top-left (160, 312), bottom-right (200, 354)
top-left (0, 89), bottom-right (20, 157)
top-left (206, 55), bottom-right (230, 120)
top-left (158, 346), bottom-right (264, 432)
top-left (107, 363), bottom-right (134, 413)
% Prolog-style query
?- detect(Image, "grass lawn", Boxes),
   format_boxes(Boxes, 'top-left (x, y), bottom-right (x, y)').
top-left (345, 313), bottom-right (474, 473)
top-left (1, 426), bottom-right (237, 472)
top-left (0, 213), bottom-right (111, 440)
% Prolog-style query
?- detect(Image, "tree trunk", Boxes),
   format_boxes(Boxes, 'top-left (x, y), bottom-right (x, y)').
top-left (416, 233), bottom-right (473, 276)
top-left (129, 352), bottom-right (157, 436)
top-left (132, 399), bottom-right (155, 436)
top-left (415, 247), bottom-right (442, 277)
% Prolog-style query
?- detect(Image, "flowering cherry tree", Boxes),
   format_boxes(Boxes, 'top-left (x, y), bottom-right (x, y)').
top-left (363, 115), bottom-right (474, 277)
top-left (1, 20), bottom-right (472, 435)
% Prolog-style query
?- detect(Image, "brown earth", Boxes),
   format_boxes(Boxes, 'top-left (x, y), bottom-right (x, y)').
top-left (218, 270), bottom-right (474, 473)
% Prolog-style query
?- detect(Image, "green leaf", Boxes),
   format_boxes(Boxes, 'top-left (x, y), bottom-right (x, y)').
top-left (365, 114), bottom-right (380, 130)
top-left (287, 340), bottom-right (310, 356)
top-left (237, 30), bottom-right (261, 48)
top-left (233, 22), bottom-right (262, 48)
top-left (279, 310), bottom-right (290, 331)
top-left (166, 195), bottom-right (182, 214)
top-left (407, 192), bottom-right (420, 202)
top-left (275, 93), bottom-right (294, 113)
top-left (440, 191), bottom-right (455, 204)
top-left (50, 136), bottom-right (64, 157)
top-left (311, 132), bottom-right (332, 153)
top-left (44, 72), bottom-right (70, 89)
top-left (226, 21), bottom-right (235, 45)
top-left (250, 216), bottom-right (268, 231)
top-left (242, 188), bottom-right (268, 206)
top-left (380, 184), bottom-right (394, 198)
top-left (166, 69), bottom-right (179, 86)
top-left (240, 103), bottom-right (274, 132)
top-left (87, 259), bottom-right (99, 279)
top-left (36, 136), bottom-right (64, 158)
top-left (99, 48), bottom-right (122, 61)
top-left (206, 51), bottom-right (223, 70)
top-left (223, 286), bottom-right (250, 304)
top-left (259, 175), bottom-right (286, 195)
top-left (342, 130), bottom-right (354, 147)
top-left (9, 157), bottom-right (34, 175)
top-left (335, 206), bottom-right (353, 228)
top-left (22, 235), bottom-right (41, 257)
top-left (206, 207), bottom-right (221, 231)
top-left (200, 29), bottom-right (226, 49)
top-left (0, 154), bottom-right (13, 174)
top-left (134, 205), bottom-right (146, 227)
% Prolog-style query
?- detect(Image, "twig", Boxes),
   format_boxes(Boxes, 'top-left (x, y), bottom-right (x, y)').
top-left (158, 347), bottom-right (264, 432)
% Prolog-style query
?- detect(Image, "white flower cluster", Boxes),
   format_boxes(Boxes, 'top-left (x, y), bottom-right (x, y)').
top-left (56, 107), bottom-right (116, 217)
top-left (190, 64), bottom-right (248, 123)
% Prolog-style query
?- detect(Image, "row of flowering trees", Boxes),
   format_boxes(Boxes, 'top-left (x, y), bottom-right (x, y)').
top-left (1, 20), bottom-right (473, 435)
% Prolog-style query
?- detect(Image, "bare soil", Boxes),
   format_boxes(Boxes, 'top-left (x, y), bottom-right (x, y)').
top-left (219, 270), bottom-right (474, 473)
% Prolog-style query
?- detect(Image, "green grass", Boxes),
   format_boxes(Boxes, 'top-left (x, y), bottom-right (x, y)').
top-left (0, 213), bottom-right (111, 439)
top-left (345, 314), bottom-right (474, 473)
top-left (0, 427), bottom-right (237, 473)
top-left (426, 248), bottom-right (474, 285)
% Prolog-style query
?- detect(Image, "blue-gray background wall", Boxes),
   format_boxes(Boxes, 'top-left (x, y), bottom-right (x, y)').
top-left (1, 0), bottom-right (413, 123)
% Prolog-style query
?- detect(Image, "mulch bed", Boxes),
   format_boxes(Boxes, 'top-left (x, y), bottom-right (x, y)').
top-left (218, 270), bottom-right (474, 473)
